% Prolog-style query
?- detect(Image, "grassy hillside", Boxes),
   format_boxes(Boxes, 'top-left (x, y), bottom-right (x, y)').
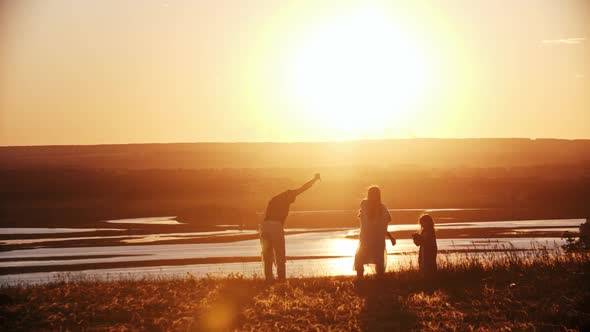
top-left (2, 139), bottom-right (589, 228)
top-left (2, 166), bottom-right (589, 228)
top-left (2, 139), bottom-right (590, 170)
top-left (2, 251), bottom-right (589, 331)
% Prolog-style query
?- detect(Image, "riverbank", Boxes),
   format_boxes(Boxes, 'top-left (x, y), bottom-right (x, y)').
top-left (1, 251), bottom-right (589, 331)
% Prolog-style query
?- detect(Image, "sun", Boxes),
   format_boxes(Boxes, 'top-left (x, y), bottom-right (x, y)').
top-left (283, 7), bottom-right (429, 138)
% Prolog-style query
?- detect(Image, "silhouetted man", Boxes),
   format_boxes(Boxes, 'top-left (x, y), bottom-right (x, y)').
top-left (259, 173), bottom-right (321, 281)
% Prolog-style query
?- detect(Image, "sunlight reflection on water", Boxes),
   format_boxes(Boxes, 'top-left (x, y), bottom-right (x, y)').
top-left (0, 218), bottom-right (583, 285)
top-left (104, 216), bottom-right (184, 225)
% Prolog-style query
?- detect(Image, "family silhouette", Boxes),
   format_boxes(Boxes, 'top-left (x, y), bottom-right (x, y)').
top-left (259, 174), bottom-right (438, 281)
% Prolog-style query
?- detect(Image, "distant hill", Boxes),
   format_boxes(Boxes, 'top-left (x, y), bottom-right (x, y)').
top-left (1, 139), bottom-right (589, 227)
top-left (2, 139), bottom-right (590, 170)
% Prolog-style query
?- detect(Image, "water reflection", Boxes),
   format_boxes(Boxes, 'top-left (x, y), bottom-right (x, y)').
top-left (0, 229), bottom-right (257, 246)
top-left (104, 216), bottom-right (183, 225)
top-left (0, 228), bottom-right (124, 235)
top-left (1, 246), bottom-right (555, 286)
top-left (0, 218), bottom-right (581, 285)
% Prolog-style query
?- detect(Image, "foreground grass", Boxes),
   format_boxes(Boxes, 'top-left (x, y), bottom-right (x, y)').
top-left (1, 252), bottom-right (590, 331)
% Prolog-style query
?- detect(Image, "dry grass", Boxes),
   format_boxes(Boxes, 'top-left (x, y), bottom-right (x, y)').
top-left (1, 250), bottom-right (589, 331)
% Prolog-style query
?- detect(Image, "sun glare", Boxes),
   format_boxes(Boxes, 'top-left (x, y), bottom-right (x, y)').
top-left (284, 8), bottom-right (429, 138)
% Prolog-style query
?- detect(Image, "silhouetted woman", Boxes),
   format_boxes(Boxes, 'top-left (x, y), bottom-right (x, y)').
top-left (412, 214), bottom-right (438, 277)
top-left (354, 186), bottom-right (395, 278)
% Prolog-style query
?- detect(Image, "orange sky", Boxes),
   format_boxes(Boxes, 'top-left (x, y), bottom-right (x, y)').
top-left (0, 0), bottom-right (589, 146)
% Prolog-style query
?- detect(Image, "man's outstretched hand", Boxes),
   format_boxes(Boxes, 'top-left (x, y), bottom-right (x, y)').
top-left (294, 173), bottom-right (322, 196)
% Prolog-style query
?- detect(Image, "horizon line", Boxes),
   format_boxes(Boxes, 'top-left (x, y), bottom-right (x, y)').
top-left (2, 136), bottom-right (590, 148)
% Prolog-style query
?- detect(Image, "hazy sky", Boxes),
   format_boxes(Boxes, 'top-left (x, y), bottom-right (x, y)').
top-left (1, 0), bottom-right (589, 146)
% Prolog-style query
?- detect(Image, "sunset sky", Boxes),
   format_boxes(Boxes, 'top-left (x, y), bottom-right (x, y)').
top-left (0, 0), bottom-right (589, 146)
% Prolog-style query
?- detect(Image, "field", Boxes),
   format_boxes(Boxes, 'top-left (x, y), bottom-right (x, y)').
top-left (2, 139), bottom-right (590, 330)
top-left (2, 139), bottom-right (590, 230)
top-left (2, 250), bottom-right (589, 331)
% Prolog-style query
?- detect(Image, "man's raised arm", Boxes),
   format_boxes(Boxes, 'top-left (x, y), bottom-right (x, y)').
top-left (293, 173), bottom-right (321, 196)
